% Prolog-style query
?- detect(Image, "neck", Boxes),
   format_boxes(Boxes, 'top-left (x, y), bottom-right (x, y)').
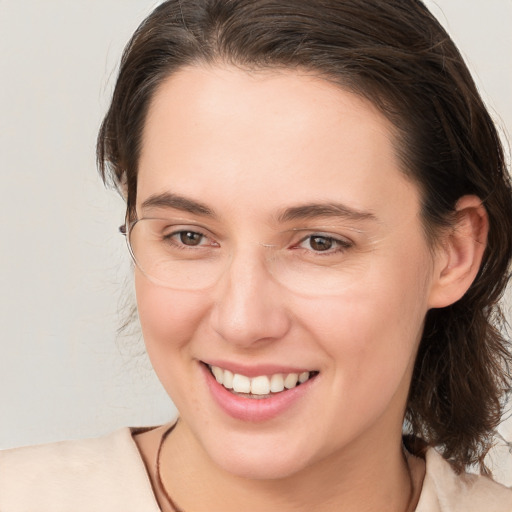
top-left (156, 420), bottom-right (419, 512)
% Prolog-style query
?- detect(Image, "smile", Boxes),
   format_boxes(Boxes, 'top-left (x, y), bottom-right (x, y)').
top-left (207, 364), bottom-right (318, 398)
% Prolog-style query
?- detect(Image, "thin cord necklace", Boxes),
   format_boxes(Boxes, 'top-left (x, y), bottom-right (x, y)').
top-left (156, 422), bottom-right (185, 512)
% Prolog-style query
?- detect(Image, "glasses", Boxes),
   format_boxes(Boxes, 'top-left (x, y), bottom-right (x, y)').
top-left (121, 217), bottom-right (372, 295)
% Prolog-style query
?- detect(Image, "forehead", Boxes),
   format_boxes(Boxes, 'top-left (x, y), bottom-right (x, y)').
top-left (137, 65), bottom-right (419, 224)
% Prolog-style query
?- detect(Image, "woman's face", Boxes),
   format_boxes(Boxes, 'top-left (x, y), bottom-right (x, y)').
top-left (135, 65), bottom-right (439, 479)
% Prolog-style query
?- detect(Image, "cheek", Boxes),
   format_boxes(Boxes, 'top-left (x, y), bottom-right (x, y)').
top-left (134, 272), bottom-right (207, 364)
top-left (299, 275), bottom-right (425, 350)
top-left (294, 257), bottom-right (430, 410)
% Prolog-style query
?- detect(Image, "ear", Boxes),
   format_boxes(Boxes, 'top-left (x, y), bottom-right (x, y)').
top-left (428, 195), bottom-right (489, 309)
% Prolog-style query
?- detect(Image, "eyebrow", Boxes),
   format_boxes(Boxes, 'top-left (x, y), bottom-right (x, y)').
top-left (141, 192), bottom-right (376, 224)
top-left (141, 192), bottom-right (216, 217)
top-left (276, 202), bottom-right (377, 224)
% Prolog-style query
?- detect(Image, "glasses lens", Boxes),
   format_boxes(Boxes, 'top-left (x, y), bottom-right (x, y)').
top-left (268, 251), bottom-right (371, 296)
top-left (128, 218), bottom-right (224, 290)
top-left (127, 218), bottom-right (371, 295)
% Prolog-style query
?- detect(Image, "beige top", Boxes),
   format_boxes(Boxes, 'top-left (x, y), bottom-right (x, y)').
top-left (0, 428), bottom-right (511, 512)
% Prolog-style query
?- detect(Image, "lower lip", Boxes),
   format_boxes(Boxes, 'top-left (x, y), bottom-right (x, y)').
top-left (201, 363), bottom-right (317, 422)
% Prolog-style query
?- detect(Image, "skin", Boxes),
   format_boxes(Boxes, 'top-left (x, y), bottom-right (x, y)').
top-left (132, 65), bottom-right (488, 512)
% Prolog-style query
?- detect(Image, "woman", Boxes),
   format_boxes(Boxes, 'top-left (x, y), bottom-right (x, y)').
top-left (1, 1), bottom-right (511, 511)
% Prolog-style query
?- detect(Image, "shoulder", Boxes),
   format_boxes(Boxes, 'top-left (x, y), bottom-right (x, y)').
top-left (0, 428), bottom-right (161, 512)
top-left (415, 448), bottom-right (512, 512)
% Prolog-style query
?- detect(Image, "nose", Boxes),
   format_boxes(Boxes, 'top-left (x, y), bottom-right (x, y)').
top-left (209, 248), bottom-right (291, 348)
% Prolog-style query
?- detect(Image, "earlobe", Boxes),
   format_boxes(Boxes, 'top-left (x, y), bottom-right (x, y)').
top-left (428, 195), bottom-right (489, 309)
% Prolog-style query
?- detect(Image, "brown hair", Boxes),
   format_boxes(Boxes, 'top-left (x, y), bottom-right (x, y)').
top-left (97, 0), bottom-right (512, 472)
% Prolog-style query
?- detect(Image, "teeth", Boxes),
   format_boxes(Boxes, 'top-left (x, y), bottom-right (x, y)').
top-left (223, 369), bottom-right (234, 389)
top-left (270, 373), bottom-right (284, 393)
top-left (232, 373), bottom-right (251, 393)
top-left (299, 371), bottom-right (309, 384)
top-left (209, 365), bottom-right (315, 396)
top-left (284, 373), bottom-right (299, 389)
top-left (211, 365), bottom-right (224, 384)
top-left (251, 376), bottom-right (270, 395)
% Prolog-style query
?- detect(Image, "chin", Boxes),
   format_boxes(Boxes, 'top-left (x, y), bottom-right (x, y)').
top-left (197, 428), bottom-right (318, 481)
top-left (216, 450), bottom-right (309, 481)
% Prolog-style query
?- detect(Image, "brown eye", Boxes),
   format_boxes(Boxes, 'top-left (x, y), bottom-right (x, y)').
top-left (179, 231), bottom-right (204, 246)
top-left (309, 236), bottom-right (334, 251)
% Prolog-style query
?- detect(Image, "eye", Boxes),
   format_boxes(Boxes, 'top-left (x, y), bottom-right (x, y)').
top-left (298, 234), bottom-right (352, 253)
top-left (161, 225), bottom-right (220, 250)
top-left (308, 235), bottom-right (334, 252)
top-left (175, 230), bottom-right (206, 246)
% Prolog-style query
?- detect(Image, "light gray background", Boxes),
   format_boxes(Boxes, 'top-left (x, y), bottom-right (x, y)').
top-left (1, 0), bottom-right (511, 483)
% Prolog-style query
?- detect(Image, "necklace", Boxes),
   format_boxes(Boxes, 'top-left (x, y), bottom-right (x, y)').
top-left (156, 422), bottom-right (185, 512)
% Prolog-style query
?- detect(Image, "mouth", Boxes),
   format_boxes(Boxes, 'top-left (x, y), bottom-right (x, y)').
top-left (206, 363), bottom-right (319, 399)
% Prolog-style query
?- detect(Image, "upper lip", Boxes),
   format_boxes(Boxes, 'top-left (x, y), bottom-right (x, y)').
top-left (202, 359), bottom-right (316, 377)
